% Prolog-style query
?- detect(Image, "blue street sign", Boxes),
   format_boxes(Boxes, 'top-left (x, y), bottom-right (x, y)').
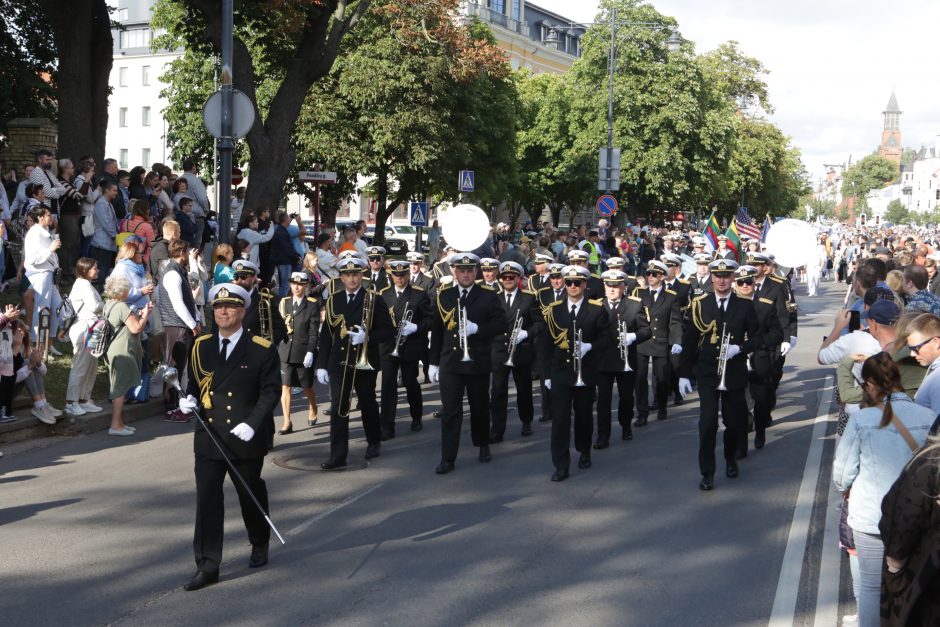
top-left (596, 194), bottom-right (618, 217)
top-left (458, 170), bottom-right (475, 193)
top-left (409, 201), bottom-right (428, 227)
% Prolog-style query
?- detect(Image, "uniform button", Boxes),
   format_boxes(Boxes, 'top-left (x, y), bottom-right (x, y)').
top-left (228, 392), bottom-right (233, 397)
top-left (226, 419), bottom-right (232, 424)
top-left (227, 405), bottom-right (232, 410)
top-left (210, 391), bottom-right (215, 396)
top-left (208, 418), bottom-right (213, 423)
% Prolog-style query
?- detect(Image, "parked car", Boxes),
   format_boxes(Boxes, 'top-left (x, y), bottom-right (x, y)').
top-left (365, 228), bottom-right (408, 256)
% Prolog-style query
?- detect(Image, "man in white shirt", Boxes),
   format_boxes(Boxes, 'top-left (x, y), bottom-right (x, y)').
top-left (180, 158), bottom-right (211, 244)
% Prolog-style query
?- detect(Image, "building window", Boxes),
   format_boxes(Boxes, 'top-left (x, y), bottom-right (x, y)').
top-left (118, 67), bottom-right (128, 87)
top-left (142, 66), bottom-right (150, 86)
top-left (512, 0), bottom-right (521, 20)
top-left (935, 189), bottom-right (939, 200)
top-left (115, 7), bottom-right (128, 21)
top-left (489, 0), bottom-right (505, 14)
top-left (142, 106), bottom-right (151, 127)
top-left (119, 108), bottom-right (128, 127)
top-left (142, 148), bottom-right (151, 168)
top-left (119, 149), bottom-right (128, 169)
top-left (119, 27), bottom-right (152, 49)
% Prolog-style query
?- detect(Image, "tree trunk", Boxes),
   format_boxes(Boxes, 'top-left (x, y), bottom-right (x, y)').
top-left (372, 167), bottom-right (389, 245)
top-left (41, 0), bottom-right (112, 164)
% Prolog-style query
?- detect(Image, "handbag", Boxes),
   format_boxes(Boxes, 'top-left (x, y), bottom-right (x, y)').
top-left (0, 329), bottom-right (13, 377)
top-left (81, 215), bottom-right (95, 238)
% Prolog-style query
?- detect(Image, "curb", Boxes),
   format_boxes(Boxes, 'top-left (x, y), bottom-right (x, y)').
top-left (0, 398), bottom-right (164, 444)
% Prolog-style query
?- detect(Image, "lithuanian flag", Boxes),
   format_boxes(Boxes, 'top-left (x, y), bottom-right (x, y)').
top-left (724, 222), bottom-right (742, 262)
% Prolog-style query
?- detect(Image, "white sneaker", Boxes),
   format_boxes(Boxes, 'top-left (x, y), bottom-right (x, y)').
top-left (65, 402), bottom-right (86, 416)
top-left (108, 427), bottom-right (134, 436)
top-left (48, 345), bottom-right (63, 357)
top-left (0, 450), bottom-right (4, 458)
top-left (46, 404), bottom-right (63, 418)
top-left (31, 406), bottom-right (55, 425)
top-left (79, 401), bottom-right (103, 413)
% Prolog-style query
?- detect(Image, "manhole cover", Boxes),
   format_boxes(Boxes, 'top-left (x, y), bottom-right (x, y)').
top-left (272, 454), bottom-right (369, 472)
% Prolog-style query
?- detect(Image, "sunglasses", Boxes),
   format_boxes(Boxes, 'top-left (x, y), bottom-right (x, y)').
top-left (908, 336), bottom-right (939, 354)
top-left (645, 271), bottom-right (663, 276)
top-left (564, 279), bottom-right (585, 287)
top-left (234, 272), bottom-right (254, 280)
top-left (736, 278), bottom-right (755, 286)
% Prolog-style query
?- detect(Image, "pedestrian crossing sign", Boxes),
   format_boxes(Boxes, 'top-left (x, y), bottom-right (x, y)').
top-left (458, 170), bottom-right (475, 193)
top-left (410, 201), bottom-right (428, 226)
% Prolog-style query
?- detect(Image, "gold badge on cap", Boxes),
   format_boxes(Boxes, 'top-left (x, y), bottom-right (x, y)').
top-left (218, 287), bottom-right (229, 299)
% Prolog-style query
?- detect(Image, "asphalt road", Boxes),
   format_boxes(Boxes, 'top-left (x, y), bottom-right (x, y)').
top-left (0, 278), bottom-right (849, 626)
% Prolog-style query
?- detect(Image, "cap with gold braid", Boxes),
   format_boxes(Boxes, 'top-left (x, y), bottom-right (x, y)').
top-left (452, 253), bottom-right (481, 269)
top-left (708, 259), bottom-right (739, 276)
top-left (209, 283), bottom-right (250, 307)
top-left (338, 258), bottom-right (367, 273)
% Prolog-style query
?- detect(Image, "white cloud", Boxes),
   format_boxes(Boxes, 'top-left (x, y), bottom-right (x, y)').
top-left (530, 0), bottom-right (940, 183)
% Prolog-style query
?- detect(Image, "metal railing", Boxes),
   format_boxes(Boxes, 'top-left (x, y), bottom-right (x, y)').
top-left (464, 2), bottom-right (529, 37)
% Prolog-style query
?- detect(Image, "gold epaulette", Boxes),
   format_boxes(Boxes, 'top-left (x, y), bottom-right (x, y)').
top-left (547, 300), bottom-right (562, 308)
top-left (588, 298), bottom-right (603, 306)
top-left (252, 335), bottom-right (272, 348)
top-left (628, 295), bottom-right (642, 302)
top-left (378, 285), bottom-right (390, 294)
top-left (411, 284), bottom-right (425, 291)
top-left (195, 333), bottom-right (212, 342)
top-left (521, 289), bottom-right (536, 296)
top-left (758, 297), bottom-right (774, 305)
top-left (769, 275), bottom-right (785, 283)
top-left (479, 283), bottom-right (497, 291)
top-left (665, 288), bottom-right (677, 296)
top-left (677, 277), bottom-right (690, 284)
top-left (306, 296), bottom-right (318, 303)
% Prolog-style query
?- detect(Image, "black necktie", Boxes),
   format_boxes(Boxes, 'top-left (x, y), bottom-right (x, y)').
top-left (719, 297), bottom-right (726, 312)
top-left (220, 338), bottom-right (230, 360)
top-left (555, 289), bottom-right (561, 300)
top-left (506, 293), bottom-right (512, 308)
top-left (570, 304), bottom-right (577, 320)
top-left (611, 300), bottom-right (619, 310)
top-left (397, 290), bottom-right (403, 299)
top-left (460, 289), bottom-right (468, 307)
top-left (347, 292), bottom-right (354, 306)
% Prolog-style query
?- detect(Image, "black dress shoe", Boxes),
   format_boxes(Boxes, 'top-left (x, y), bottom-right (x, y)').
top-left (674, 395), bottom-right (684, 407)
top-left (551, 467), bottom-right (570, 482)
top-left (634, 416), bottom-right (648, 427)
top-left (380, 429), bottom-right (394, 442)
top-left (622, 428), bottom-right (633, 441)
top-left (249, 543), bottom-right (269, 568)
top-left (488, 434), bottom-right (503, 444)
top-left (478, 445), bottom-right (492, 463)
top-left (754, 429), bottom-right (766, 449)
top-left (320, 458), bottom-right (347, 470)
top-left (410, 420), bottom-right (423, 431)
top-left (323, 408), bottom-right (332, 416)
top-left (592, 438), bottom-right (609, 450)
top-left (699, 475), bottom-right (714, 491)
top-left (649, 401), bottom-right (659, 411)
top-left (184, 570), bottom-right (219, 591)
top-left (435, 460), bottom-right (455, 474)
top-left (726, 463), bottom-right (739, 478)
top-left (277, 425), bottom-right (293, 435)
top-left (433, 410), bottom-right (442, 417)
top-left (365, 444), bottom-right (381, 459)
top-left (657, 408), bottom-right (668, 420)
top-left (577, 453), bottom-right (592, 469)
top-left (521, 423), bottom-right (533, 436)
top-left (538, 415), bottom-right (551, 423)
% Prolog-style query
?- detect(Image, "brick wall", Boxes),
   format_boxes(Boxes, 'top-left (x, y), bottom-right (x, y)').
top-left (1, 118), bottom-right (58, 177)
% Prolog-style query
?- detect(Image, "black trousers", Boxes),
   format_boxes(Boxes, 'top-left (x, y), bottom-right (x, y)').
top-left (539, 377), bottom-right (553, 421)
top-left (698, 385), bottom-right (747, 476)
top-left (490, 361), bottom-right (534, 436)
top-left (635, 354), bottom-right (671, 416)
top-left (550, 384), bottom-right (593, 470)
top-left (193, 454), bottom-right (269, 574)
top-left (771, 354), bottom-right (785, 410)
top-left (438, 370), bottom-right (489, 463)
top-left (597, 370), bottom-right (636, 440)
top-left (328, 367), bottom-right (380, 461)
top-left (380, 356), bottom-right (422, 428)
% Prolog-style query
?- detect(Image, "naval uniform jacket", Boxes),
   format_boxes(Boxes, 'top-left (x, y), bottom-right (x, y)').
top-left (664, 277), bottom-right (692, 312)
top-left (409, 271), bottom-right (434, 292)
top-left (632, 286), bottom-right (683, 358)
top-left (379, 283), bottom-right (433, 362)
top-left (316, 287), bottom-right (395, 373)
top-left (540, 298), bottom-right (610, 387)
top-left (367, 268), bottom-right (390, 292)
top-left (689, 274), bottom-right (714, 297)
top-left (679, 293), bottom-right (780, 390)
top-left (527, 273), bottom-right (552, 293)
top-left (491, 289), bottom-right (542, 368)
top-left (748, 294), bottom-right (784, 379)
top-left (187, 331), bottom-right (281, 459)
top-left (429, 283), bottom-right (507, 375)
top-left (599, 295), bottom-right (652, 372)
top-left (757, 276), bottom-right (798, 341)
top-left (277, 295), bottom-right (321, 364)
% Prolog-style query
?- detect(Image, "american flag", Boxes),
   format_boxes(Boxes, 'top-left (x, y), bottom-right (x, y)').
top-left (735, 207), bottom-right (761, 241)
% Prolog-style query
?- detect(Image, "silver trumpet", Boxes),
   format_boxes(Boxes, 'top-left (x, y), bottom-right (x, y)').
top-left (390, 305), bottom-right (413, 358)
top-left (617, 319), bottom-right (633, 372)
top-left (716, 322), bottom-right (730, 391)
top-left (458, 304), bottom-right (473, 362)
top-left (504, 313), bottom-right (524, 367)
top-left (573, 325), bottom-right (586, 387)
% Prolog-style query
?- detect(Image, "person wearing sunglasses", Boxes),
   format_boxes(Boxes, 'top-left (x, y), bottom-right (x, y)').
top-left (679, 259), bottom-right (773, 491)
top-left (542, 265), bottom-right (609, 482)
top-left (732, 265), bottom-right (784, 454)
top-left (566, 249), bottom-right (604, 300)
top-left (632, 260), bottom-right (683, 425)
top-left (908, 313), bottom-right (940, 423)
top-left (365, 246), bottom-right (389, 292)
top-left (535, 263), bottom-right (567, 426)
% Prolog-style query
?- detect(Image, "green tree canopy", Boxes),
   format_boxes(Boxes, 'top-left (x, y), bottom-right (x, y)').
top-left (884, 198), bottom-right (909, 225)
top-left (841, 154), bottom-right (898, 200)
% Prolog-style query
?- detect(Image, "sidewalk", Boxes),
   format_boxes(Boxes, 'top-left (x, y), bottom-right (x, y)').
top-left (0, 396), bottom-right (164, 445)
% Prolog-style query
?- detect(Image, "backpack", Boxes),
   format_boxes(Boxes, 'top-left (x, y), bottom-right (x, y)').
top-left (86, 302), bottom-right (122, 359)
top-left (116, 219), bottom-right (146, 248)
top-left (57, 297), bottom-right (78, 334)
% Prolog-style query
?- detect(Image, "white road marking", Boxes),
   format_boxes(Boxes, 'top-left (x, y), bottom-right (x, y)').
top-left (815, 482), bottom-right (842, 627)
top-left (287, 482), bottom-right (384, 537)
top-left (769, 374), bottom-right (835, 627)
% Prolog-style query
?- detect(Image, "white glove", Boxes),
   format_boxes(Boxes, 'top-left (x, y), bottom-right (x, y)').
top-left (465, 320), bottom-right (478, 336)
top-left (303, 352), bottom-right (314, 368)
top-left (349, 326), bottom-right (366, 346)
top-left (514, 329), bottom-right (528, 345)
top-left (578, 342), bottom-right (592, 358)
top-left (726, 345), bottom-right (741, 360)
top-left (230, 423), bottom-right (255, 442)
top-left (790, 336), bottom-right (797, 348)
top-left (621, 332), bottom-right (636, 347)
top-left (545, 379), bottom-right (552, 390)
top-left (178, 394), bottom-right (199, 415)
top-left (678, 378), bottom-right (693, 396)
top-left (670, 344), bottom-right (682, 355)
top-left (780, 342), bottom-right (791, 357)
top-left (429, 364), bottom-right (440, 383)
top-left (401, 321), bottom-right (418, 336)
top-left (316, 368), bottom-right (329, 385)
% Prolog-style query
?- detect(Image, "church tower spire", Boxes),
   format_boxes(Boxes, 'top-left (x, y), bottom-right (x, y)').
top-left (879, 90), bottom-right (902, 163)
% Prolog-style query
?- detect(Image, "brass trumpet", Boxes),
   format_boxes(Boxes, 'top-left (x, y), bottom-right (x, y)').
top-left (458, 304), bottom-right (472, 362)
top-left (573, 325), bottom-right (585, 387)
top-left (504, 312), bottom-right (523, 367)
top-left (617, 319), bottom-right (633, 372)
top-left (258, 288), bottom-right (274, 340)
top-left (716, 322), bottom-right (730, 391)
top-left (390, 304), bottom-right (412, 358)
